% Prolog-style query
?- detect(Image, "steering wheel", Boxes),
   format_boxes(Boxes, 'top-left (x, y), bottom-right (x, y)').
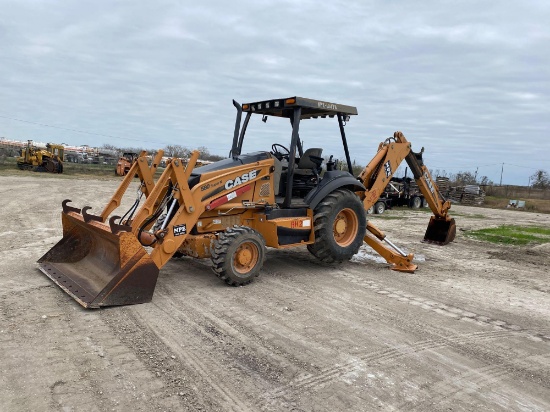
top-left (271, 143), bottom-right (290, 161)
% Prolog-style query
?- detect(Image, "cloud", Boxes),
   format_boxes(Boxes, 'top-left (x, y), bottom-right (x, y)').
top-left (0, 1), bottom-right (548, 185)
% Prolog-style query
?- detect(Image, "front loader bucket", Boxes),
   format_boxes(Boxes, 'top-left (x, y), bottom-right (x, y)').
top-left (38, 212), bottom-right (159, 308)
top-left (424, 217), bottom-right (456, 245)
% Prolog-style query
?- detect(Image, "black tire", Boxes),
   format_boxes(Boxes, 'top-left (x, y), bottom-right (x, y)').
top-left (45, 159), bottom-right (60, 173)
top-left (410, 196), bottom-right (422, 209)
top-left (307, 188), bottom-right (366, 263)
top-left (374, 201), bottom-right (386, 214)
top-left (422, 198), bottom-right (428, 208)
top-left (366, 205), bottom-right (374, 215)
top-left (211, 226), bottom-right (266, 286)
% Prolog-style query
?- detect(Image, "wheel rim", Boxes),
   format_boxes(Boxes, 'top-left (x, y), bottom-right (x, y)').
top-left (233, 241), bottom-right (260, 274)
top-left (333, 208), bottom-right (359, 247)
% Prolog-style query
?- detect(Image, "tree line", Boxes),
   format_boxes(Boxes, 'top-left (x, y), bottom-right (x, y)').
top-left (429, 168), bottom-right (549, 189)
top-left (102, 144), bottom-right (225, 162)
top-left (103, 142), bottom-right (550, 189)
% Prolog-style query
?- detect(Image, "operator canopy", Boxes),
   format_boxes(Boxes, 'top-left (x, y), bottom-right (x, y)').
top-left (242, 97), bottom-right (358, 120)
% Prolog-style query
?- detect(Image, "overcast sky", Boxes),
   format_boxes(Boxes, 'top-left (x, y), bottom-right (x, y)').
top-left (1, 0), bottom-right (549, 185)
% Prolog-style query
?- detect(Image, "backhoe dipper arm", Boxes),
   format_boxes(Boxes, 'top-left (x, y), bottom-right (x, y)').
top-left (393, 131), bottom-right (456, 244)
top-left (393, 132), bottom-right (451, 218)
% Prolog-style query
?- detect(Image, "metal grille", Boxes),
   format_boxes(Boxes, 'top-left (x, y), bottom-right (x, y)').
top-left (260, 183), bottom-right (270, 197)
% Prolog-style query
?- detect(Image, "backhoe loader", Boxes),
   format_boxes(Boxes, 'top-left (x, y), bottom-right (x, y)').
top-left (38, 97), bottom-right (455, 308)
top-left (17, 140), bottom-right (65, 173)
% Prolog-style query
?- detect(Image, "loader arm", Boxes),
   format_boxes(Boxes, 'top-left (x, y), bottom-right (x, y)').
top-left (98, 150), bottom-right (164, 222)
top-left (356, 131), bottom-right (456, 273)
top-left (130, 150), bottom-right (275, 268)
top-left (38, 148), bottom-right (276, 308)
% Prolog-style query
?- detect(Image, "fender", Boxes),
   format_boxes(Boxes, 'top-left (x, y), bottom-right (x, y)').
top-left (304, 171), bottom-right (366, 210)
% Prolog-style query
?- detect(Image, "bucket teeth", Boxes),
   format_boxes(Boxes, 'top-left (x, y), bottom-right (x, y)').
top-left (62, 199), bottom-right (81, 214)
top-left (109, 216), bottom-right (132, 235)
top-left (82, 206), bottom-right (103, 223)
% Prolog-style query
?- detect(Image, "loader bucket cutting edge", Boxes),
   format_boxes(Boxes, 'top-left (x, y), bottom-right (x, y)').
top-left (38, 213), bottom-right (159, 308)
top-left (424, 217), bottom-right (456, 245)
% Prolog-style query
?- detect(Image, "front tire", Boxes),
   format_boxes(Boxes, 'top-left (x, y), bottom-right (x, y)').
top-left (212, 226), bottom-right (266, 286)
top-left (307, 188), bottom-right (366, 263)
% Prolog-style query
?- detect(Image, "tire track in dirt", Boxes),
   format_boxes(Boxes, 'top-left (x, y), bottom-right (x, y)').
top-left (262, 257), bottom-right (546, 350)
top-left (150, 293), bottom-right (305, 411)
top-left (400, 352), bottom-right (550, 411)
top-left (150, 262), bottom-right (408, 411)
top-left (138, 303), bottom-right (256, 412)
top-left (109, 296), bottom-right (258, 412)
top-left (259, 330), bottom-right (511, 408)
top-left (254, 256), bottom-right (550, 409)
top-left (1, 288), bottom-right (172, 412)
top-left (334, 269), bottom-right (550, 342)
top-left (159, 288), bottom-right (305, 383)
top-left (158, 289), bottom-right (293, 373)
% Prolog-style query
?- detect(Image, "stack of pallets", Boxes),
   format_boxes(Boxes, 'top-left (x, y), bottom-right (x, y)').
top-left (447, 185), bottom-right (486, 205)
top-left (436, 177), bottom-right (450, 197)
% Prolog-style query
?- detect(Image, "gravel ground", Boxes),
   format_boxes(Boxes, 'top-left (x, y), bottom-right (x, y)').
top-left (1, 174), bottom-right (549, 411)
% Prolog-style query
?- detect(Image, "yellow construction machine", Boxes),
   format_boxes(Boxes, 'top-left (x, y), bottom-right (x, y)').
top-left (38, 97), bottom-right (455, 308)
top-left (17, 140), bottom-right (65, 173)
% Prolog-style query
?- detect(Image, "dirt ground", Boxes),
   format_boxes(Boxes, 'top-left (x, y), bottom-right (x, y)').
top-left (1, 174), bottom-right (549, 412)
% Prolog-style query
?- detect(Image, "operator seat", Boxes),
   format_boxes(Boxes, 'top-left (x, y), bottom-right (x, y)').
top-left (294, 148), bottom-right (323, 175)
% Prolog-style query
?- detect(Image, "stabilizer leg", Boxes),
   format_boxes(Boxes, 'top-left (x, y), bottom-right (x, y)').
top-left (364, 221), bottom-right (417, 273)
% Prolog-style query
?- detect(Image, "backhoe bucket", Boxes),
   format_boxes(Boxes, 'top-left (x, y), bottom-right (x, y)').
top-left (38, 212), bottom-right (159, 308)
top-left (424, 217), bottom-right (456, 245)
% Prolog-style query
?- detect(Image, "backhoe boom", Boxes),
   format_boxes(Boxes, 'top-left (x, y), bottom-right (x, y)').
top-left (356, 131), bottom-right (456, 272)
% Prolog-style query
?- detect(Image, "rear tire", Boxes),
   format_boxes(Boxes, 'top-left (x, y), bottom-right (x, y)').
top-left (212, 226), bottom-right (266, 286)
top-left (307, 188), bottom-right (366, 263)
top-left (374, 201), bottom-right (386, 214)
top-left (410, 196), bottom-right (422, 209)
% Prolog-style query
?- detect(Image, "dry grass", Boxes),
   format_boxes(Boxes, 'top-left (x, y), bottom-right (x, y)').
top-left (481, 196), bottom-right (550, 214)
top-left (0, 157), bottom-right (165, 180)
